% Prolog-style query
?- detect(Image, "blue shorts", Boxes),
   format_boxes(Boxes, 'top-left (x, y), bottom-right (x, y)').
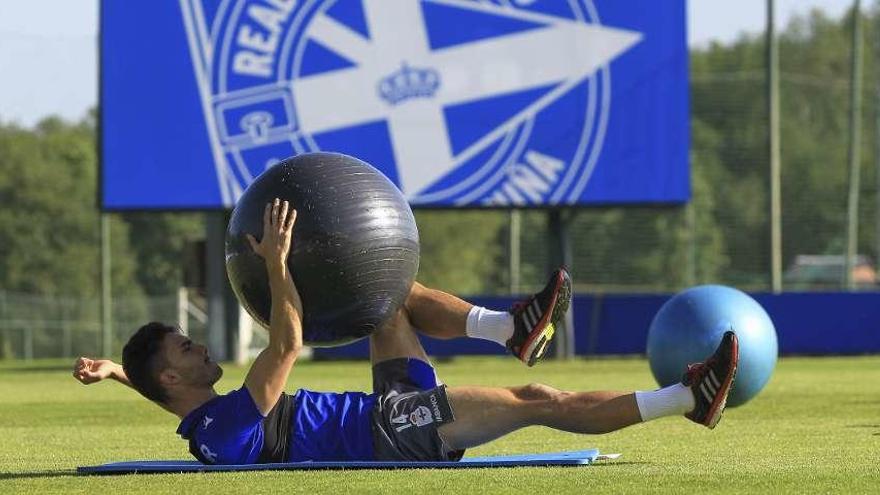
top-left (370, 358), bottom-right (463, 462)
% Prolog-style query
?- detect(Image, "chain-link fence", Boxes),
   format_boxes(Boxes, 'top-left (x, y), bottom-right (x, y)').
top-left (0, 290), bottom-right (209, 360)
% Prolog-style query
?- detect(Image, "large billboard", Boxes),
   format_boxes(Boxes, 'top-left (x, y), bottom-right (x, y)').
top-left (101, 0), bottom-right (689, 210)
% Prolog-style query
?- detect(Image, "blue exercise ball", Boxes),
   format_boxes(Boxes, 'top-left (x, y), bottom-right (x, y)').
top-left (647, 285), bottom-right (778, 407)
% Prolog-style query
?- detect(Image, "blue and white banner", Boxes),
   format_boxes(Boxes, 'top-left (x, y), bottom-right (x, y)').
top-left (101, 0), bottom-right (689, 210)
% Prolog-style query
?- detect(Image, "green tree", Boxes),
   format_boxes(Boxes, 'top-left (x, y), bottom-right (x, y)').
top-left (688, 7), bottom-right (880, 288)
top-left (122, 212), bottom-right (205, 295)
top-left (0, 116), bottom-right (145, 357)
top-left (650, 119), bottom-right (729, 287)
top-left (414, 210), bottom-right (507, 294)
top-left (0, 117), bottom-right (141, 297)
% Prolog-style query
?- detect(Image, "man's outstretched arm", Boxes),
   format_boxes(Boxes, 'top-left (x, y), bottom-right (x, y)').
top-left (244, 198), bottom-right (303, 416)
top-left (73, 357), bottom-right (133, 388)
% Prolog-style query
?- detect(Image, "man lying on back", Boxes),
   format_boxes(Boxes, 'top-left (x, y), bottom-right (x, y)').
top-left (74, 198), bottom-right (739, 464)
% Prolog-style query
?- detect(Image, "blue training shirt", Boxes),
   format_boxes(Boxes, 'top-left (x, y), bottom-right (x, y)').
top-left (290, 390), bottom-right (376, 461)
top-left (176, 386), bottom-right (378, 464)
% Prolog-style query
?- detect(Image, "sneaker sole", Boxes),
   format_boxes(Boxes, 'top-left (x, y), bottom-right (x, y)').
top-left (523, 323), bottom-right (556, 366)
top-left (704, 336), bottom-right (739, 429)
top-left (519, 271), bottom-right (572, 366)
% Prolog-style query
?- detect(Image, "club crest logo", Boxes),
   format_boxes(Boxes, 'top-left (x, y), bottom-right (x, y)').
top-left (409, 405), bottom-right (434, 427)
top-left (179, 0), bottom-right (642, 207)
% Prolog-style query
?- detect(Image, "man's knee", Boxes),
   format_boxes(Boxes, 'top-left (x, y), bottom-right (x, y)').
top-left (369, 307), bottom-right (429, 362)
top-left (373, 308), bottom-right (412, 337)
top-left (403, 282), bottom-right (427, 313)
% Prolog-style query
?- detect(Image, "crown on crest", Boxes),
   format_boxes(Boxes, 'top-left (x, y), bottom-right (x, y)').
top-left (377, 62), bottom-right (441, 105)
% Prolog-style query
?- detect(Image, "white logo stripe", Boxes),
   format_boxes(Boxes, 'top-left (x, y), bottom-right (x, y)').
top-left (704, 377), bottom-right (717, 396)
top-left (525, 307), bottom-right (537, 328)
top-left (700, 382), bottom-right (714, 403)
top-left (531, 299), bottom-right (542, 319)
top-left (519, 309), bottom-right (532, 329)
top-left (708, 369), bottom-right (722, 389)
top-left (527, 305), bottom-right (540, 328)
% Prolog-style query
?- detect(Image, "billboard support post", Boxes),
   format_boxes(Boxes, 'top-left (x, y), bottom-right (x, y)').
top-left (845, 0), bottom-right (863, 290)
top-left (767, 0), bottom-right (783, 293)
top-left (205, 212), bottom-right (228, 361)
top-left (100, 214), bottom-right (112, 357)
top-left (548, 209), bottom-right (575, 360)
top-left (509, 209), bottom-right (521, 294)
top-left (875, 11), bottom-right (880, 279)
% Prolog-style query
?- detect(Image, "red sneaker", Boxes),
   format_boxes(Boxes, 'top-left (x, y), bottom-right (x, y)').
top-left (682, 331), bottom-right (740, 429)
top-left (506, 267), bottom-right (572, 366)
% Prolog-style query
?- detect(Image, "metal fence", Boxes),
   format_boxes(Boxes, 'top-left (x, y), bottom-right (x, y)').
top-left (0, 290), bottom-right (205, 360)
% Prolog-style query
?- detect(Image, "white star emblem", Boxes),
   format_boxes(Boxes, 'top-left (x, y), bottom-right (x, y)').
top-left (292, 0), bottom-right (642, 196)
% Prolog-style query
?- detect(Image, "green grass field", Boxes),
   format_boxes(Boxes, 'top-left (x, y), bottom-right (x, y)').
top-left (1, 355), bottom-right (878, 494)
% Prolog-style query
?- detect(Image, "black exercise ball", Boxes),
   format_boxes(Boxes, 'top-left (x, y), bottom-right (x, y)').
top-left (225, 152), bottom-right (420, 347)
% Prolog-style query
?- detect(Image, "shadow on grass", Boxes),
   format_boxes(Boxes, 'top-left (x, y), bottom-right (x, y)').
top-left (0, 365), bottom-right (74, 374)
top-left (844, 424), bottom-right (880, 436)
top-left (0, 463), bottom-right (647, 479)
top-left (0, 470), bottom-right (76, 480)
top-left (589, 461), bottom-right (648, 468)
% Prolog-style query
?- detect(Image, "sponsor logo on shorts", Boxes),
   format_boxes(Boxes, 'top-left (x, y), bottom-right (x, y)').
top-left (430, 393), bottom-right (443, 423)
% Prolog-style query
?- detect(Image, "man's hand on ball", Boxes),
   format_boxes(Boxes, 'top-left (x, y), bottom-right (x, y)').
top-left (247, 198), bottom-right (297, 268)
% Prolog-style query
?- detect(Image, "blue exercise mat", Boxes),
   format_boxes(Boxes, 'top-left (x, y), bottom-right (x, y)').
top-left (78, 449), bottom-right (604, 474)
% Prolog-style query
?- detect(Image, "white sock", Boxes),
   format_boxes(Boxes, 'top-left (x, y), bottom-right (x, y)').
top-left (465, 306), bottom-right (514, 347)
top-left (634, 383), bottom-right (695, 422)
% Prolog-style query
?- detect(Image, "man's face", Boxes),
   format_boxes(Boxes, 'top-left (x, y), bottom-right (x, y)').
top-left (160, 333), bottom-right (223, 389)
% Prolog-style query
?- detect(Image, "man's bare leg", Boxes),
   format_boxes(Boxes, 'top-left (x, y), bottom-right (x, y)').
top-left (369, 307), bottom-right (432, 366)
top-left (373, 274), bottom-right (559, 361)
top-left (403, 282), bottom-right (473, 340)
top-left (404, 282), bottom-right (520, 348)
top-left (437, 332), bottom-right (741, 450)
top-left (403, 269), bottom-right (572, 366)
top-left (437, 384), bottom-right (643, 450)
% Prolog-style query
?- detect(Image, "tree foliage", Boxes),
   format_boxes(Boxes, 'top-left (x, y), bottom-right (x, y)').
top-left (122, 212), bottom-right (204, 295)
top-left (0, 117), bottom-right (141, 298)
top-left (688, 7), bottom-right (879, 287)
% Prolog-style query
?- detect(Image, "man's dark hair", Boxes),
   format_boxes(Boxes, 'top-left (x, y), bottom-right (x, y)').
top-left (122, 322), bottom-right (179, 404)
